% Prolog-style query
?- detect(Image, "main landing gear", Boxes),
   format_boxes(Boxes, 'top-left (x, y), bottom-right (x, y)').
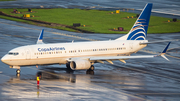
top-left (86, 65), bottom-right (94, 75)
top-left (65, 63), bottom-right (74, 73)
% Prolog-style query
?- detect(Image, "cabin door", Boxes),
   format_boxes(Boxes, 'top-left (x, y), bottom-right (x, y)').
top-left (25, 49), bottom-right (31, 59)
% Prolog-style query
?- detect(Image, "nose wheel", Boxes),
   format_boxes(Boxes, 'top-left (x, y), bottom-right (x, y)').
top-left (16, 69), bottom-right (21, 74)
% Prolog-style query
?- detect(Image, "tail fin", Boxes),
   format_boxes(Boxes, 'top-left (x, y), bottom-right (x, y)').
top-left (116, 3), bottom-right (153, 40)
top-left (36, 29), bottom-right (44, 44)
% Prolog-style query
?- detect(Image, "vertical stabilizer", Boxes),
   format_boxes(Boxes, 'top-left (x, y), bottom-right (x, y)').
top-left (116, 3), bottom-right (153, 40)
top-left (36, 29), bottom-right (44, 44)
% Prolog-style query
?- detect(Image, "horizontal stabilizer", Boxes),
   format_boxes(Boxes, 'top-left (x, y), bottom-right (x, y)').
top-left (161, 54), bottom-right (169, 61)
top-left (140, 39), bottom-right (178, 45)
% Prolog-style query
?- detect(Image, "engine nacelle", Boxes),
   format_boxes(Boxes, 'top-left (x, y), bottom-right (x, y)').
top-left (70, 59), bottom-right (91, 70)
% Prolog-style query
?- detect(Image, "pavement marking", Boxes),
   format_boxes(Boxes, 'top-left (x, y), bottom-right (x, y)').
top-left (52, 32), bottom-right (99, 41)
top-left (0, 21), bottom-right (99, 41)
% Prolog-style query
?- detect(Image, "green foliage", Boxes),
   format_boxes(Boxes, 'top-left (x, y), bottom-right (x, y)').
top-left (0, 8), bottom-right (180, 34)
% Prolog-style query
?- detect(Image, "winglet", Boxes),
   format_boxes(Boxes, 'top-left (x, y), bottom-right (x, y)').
top-left (37, 29), bottom-right (44, 44)
top-left (162, 42), bottom-right (171, 53)
top-left (159, 42), bottom-right (171, 61)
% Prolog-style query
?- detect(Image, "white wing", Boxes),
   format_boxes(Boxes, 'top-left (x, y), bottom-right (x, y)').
top-left (89, 55), bottom-right (155, 64)
top-left (67, 42), bottom-right (171, 64)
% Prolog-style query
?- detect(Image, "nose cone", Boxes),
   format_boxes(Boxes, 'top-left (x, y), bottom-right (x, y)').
top-left (1, 55), bottom-right (9, 65)
top-left (1, 56), bottom-right (5, 63)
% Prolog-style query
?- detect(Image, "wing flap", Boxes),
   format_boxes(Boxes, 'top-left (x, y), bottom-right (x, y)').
top-left (119, 59), bottom-right (126, 63)
top-left (106, 60), bottom-right (114, 64)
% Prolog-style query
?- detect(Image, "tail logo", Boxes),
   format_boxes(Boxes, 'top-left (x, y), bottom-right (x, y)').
top-left (126, 3), bottom-right (152, 40)
top-left (127, 19), bottom-right (147, 40)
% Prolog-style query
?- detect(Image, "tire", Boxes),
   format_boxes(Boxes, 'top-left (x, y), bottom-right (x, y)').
top-left (86, 70), bottom-right (94, 75)
top-left (66, 62), bottom-right (74, 73)
top-left (16, 69), bottom-right (20, 74)
top-left (89, 65), bottom-right (94, 71)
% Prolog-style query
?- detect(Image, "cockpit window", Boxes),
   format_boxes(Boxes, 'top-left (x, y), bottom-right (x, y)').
top-left (8, 52), bottom-right (19, 55)
top-left (8, 52), bottom-right (14, 55)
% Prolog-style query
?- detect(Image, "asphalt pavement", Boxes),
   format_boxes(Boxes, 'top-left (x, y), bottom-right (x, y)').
top-left (0, 18), bottom-right (180, 101)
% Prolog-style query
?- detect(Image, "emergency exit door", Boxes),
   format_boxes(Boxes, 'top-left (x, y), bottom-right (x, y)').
top-left (25, 49), bottom-right (31, 59)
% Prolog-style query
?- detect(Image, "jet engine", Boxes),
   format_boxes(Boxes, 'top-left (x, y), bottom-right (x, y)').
top-left (70, 59), bottom-right (91, 70)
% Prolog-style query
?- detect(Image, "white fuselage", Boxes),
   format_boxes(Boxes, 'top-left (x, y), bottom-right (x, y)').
top-left (1, 40), bottom-right (147, 67)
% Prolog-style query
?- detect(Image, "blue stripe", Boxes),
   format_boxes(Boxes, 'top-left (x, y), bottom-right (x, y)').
top-left (127, 28), bottom-right (145, 40)
top-left (131, 33), bottom-right (146, 40)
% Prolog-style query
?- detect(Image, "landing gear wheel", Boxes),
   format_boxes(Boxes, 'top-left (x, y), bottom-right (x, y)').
top-left (86, 70), bottom-right (94, 75)
top-left (86, 65), bottom-right (95, 75)
top-left (89, 65), bottom-right (94, 71)
top-left (66, 62), bottom-right (70, 69)
top-left (16, 69), bottom-right (20, 74)
top-left (66, 62), bottom-right (74, 73)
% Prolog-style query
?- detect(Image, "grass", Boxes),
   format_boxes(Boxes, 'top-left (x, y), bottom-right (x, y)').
top-left (0, 8), bottom-right (180, 34)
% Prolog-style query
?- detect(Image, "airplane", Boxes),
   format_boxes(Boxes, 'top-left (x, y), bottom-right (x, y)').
top-left (1, 3), bottom-right (172, 74)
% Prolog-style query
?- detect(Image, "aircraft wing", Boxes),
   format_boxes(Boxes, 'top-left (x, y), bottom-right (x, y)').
top-left (68, 42), bottom-right (171, 64)
top-left (67, 55), bottom-right (156, 64)
top-left (89, 55), bottom-right (155, 64)
top-left (90, 42), bottom-right (171, 64)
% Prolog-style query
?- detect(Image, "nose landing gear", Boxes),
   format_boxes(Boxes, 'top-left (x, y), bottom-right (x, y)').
top-left (16, 69), bottom-right (21, 74)
top-left (10, 66), bottom-right (21, 74)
